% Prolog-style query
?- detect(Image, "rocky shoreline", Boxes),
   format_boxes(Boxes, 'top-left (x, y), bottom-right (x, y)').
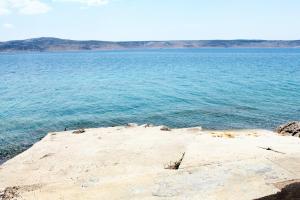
top-left (0, 123), bottom-right (299, 199)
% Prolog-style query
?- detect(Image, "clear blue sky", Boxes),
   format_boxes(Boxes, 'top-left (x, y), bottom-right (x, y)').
top-left (1, 0), bottom-right (300, 41)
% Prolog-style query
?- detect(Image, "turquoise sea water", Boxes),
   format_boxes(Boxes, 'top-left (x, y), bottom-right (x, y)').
top-left (1, 48), bottom-right (300, 160)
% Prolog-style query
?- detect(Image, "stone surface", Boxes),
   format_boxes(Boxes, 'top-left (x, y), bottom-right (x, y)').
top-left (160, 126), bottom-right (171, 131)
top-left (72, 129), bottom-right (86, 134)
top-left (0, 126), bottom-right (300, 200)
top-left (276, 121), bottom-right (300, 137)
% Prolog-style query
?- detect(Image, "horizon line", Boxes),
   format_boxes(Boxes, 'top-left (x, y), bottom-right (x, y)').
top-left (1, 37), bottom-right (300, 43)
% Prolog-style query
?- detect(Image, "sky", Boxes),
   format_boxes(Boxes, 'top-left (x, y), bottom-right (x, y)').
top-left (0, 0), bottom-right (300, 41)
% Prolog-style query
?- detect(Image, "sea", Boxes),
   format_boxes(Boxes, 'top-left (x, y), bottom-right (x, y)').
top-left (1, 48), bottom-right (300, 161)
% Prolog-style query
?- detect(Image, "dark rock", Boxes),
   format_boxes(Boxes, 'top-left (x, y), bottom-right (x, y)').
top-left (255, 182), bottom-right (300, 200)
top-left (160, 126), bottom-right (171, 131)
top-left (0, 186), bottom-right (20, 200)
top-left (72, 129), bottom-right (85, 134)
top-left (164, 153), bottom-right (185, 170)
top-left (276, 121), bottom-right (300, 137)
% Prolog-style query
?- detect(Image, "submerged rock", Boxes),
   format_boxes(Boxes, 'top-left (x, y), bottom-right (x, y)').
top-left (276, 121), bottom-right (300, 137)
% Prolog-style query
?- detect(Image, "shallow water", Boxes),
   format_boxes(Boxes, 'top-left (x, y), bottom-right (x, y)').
top-left (1, 48), bottom-right (300, 160)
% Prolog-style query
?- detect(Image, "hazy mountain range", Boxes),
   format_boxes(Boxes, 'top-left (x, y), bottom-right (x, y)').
top-left (0, 37), bottom-right (300, 52)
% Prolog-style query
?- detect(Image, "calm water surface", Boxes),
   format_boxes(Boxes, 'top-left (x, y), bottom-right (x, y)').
top-left (1, 48), bottom-right (300, 160)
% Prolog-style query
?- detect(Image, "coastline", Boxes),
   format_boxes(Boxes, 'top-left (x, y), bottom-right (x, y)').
top-left (1, 125), bottom-right (300, 199)
top-left (2, 47), bottom-right (300, 166)
top-left (1, 38), bottom-right (300, 53)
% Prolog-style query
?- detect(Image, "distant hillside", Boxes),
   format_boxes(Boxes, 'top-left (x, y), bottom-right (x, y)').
top-left (1, 37), bottom-right (300, 52)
